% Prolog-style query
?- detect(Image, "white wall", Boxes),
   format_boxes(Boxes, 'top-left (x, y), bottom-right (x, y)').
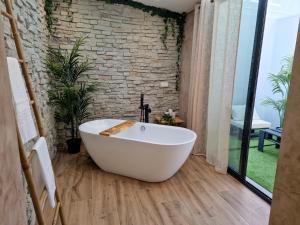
top-left (232, 0), bottom-right (300, 128)
top-left (254, 3), bottom-right (300, 128)
top-left (232, 1), bottom-right (258, 105)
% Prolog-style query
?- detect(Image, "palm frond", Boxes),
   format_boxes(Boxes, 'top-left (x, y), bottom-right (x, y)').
top-left (47, 37), bottom-right (96, 138)
top-left (261, 97), bottom-right (284, 112)
top-left (262, 56), bottom-right (293, 128)
top-left (266, 56), bottom-right (293, 98)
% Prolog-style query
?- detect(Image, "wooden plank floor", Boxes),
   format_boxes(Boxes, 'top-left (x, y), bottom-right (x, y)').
top-left (44, 149), bottom-right (270, 225)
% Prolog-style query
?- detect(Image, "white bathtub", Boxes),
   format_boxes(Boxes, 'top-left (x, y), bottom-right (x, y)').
top-left (79, 119), bottom-right (197, 182)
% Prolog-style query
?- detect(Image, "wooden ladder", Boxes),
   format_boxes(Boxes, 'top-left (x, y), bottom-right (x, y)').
top-left (1, 1), bottom-right (66, 225)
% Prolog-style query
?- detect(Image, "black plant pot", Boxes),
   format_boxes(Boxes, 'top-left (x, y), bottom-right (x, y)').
top-left (66, 138), bottom-right (81, 154)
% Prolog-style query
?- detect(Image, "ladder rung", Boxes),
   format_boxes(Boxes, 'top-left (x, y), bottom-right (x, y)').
top-left (1, 10), bottom-right (14, 20)
top-left (39, 187), bottom-right (48, 209)
top-left (52, 202), bottom-right (61, 225)
top-left (41, 132), bottom-right (48, 138)
top-left (27, 150), bottom-right (36, 163)
top-left (18, 59), bottom-right (28, 65)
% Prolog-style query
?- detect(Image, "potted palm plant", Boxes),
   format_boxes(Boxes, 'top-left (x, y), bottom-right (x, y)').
top-left (47, 37), bottom-right (96, 153)
top-left (262, 56), bottom-right (293, 128)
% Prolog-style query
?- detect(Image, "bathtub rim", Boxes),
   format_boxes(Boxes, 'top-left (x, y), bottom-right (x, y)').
top-left (79, 119), bottom-right (197, 147)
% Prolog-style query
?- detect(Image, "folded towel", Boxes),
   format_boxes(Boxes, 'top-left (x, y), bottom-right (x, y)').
top-left (7, 57), bottom-right (37, 143)
top-left (33, 137), bottom-right (56, 208)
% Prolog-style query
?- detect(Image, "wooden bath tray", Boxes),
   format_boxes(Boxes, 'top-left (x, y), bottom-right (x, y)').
top-left (99, 120), bottom-right (136, 136)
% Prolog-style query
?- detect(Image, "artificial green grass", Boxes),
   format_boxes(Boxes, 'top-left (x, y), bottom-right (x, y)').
top-left (229, 137), bottom-right (279, 192)
top-left (246, 139), bottom-right (279, 192)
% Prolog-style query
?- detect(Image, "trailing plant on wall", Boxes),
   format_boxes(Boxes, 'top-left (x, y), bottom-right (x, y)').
top-left (102, 0), bottom-right (186, 90)
top-left (262, 56), bottom-right (293, 128)
top-left (44, 0), bottom-right (55, 33)
top-left (44, 0), bottom-right (72, 33)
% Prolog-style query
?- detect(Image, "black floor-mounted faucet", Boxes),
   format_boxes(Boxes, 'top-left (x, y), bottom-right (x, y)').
top-left (139, 93), bottom-right (151, 123)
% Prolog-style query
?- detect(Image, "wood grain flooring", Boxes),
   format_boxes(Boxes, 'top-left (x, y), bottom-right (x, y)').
top-left (44, 148), bottom-right (270, 225)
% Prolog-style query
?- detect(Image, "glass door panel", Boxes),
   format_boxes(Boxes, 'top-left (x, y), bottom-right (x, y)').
top-left (228, 0), bottom-right (298, 201)
top-left (246, 0), bottom-right (300, 195)
top-left (228, 0), bottom-right (260, 173)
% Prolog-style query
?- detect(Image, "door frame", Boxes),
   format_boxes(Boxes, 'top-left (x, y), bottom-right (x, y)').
top-left (228, 0), bottom-right (271, 204)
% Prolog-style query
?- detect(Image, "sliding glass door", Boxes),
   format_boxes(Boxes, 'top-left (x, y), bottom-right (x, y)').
top-left (228, 0), bottom-right (299, 202)
top-left (228, 0), bottom-right (270, 201)
top-left (245, 0), bottom-right (299, 197)
top-left (228, 0), bottom-right (261, 174)
top-left (228, 0), bottom-right (268, 176)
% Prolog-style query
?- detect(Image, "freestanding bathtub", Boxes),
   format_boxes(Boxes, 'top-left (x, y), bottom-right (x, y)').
top-left (79, 119), bottom-right (197, 182)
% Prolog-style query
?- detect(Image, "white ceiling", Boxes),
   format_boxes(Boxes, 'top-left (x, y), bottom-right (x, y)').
top-left (134, 0), bottom-right (198, 13)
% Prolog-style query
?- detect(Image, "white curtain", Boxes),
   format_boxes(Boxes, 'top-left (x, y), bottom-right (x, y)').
top-left (206, 0), bottom-right (243, 173)
top-left (187, 0), bottom-right (214, 155)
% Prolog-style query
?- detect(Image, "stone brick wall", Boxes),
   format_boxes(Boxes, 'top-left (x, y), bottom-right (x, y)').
top-left (1, 0), bottom-right (56, 224)
top-left (51, 0), bottom-right (180, 147)
top-left (1, 0), bottom-right (57, 155)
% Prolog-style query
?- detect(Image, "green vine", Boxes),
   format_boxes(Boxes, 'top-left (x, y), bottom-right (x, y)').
top-left (176, 17), bottom-right (185, 91)
top-left (44, 0), bottom-right (72, 33)
top-left (102, 0), bottom-right (186, 90)
top-left (161, 17), bottom-right (185, 90)
top-left (44, 0), bottom-right (55, 33)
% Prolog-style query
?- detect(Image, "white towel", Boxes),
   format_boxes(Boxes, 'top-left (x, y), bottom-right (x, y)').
top-left (7, 57), bottom-right (37, 143)
top-left (33, 137), bottom-right (56, 208)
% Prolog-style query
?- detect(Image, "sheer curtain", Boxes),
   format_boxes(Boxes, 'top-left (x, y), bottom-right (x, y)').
top-left (206, 0), bottom-right (243, 173)
top-left (187, 0), bottom-right (214, 155)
